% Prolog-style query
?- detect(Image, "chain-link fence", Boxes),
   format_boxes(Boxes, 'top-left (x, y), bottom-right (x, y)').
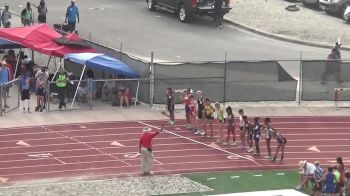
top-left (0, 79), bottom-right (20, 115)
top-left (301, 60), bottom-right (350, 101)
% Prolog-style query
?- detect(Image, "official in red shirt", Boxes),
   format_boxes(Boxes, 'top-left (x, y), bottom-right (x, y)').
top-left (139, 126), bottom-right (164, 175)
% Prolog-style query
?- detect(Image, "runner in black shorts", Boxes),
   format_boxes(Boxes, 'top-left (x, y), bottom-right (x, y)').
top-left (270, 128), bottom-right (287, 163)
top-left (166, 87), bottom-right (175, 125)
top-left (194, 90), bottom-right (204, 135)
top-left (243, 116), bottom-right (254, 153)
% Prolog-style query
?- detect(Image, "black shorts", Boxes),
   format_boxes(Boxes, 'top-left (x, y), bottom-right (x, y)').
top-left (67, 21), bottom-right (76, 31)
top-left (313, 181), bottom-right (322, 191)
top-left (167, 105), bottom-right (174, 112)
top-left (21, 89), bottom-right (30, 100)
top-left (205, 115), bottom-right (214, 120)
top-left (38, 15), bottom-right (46, 23)
top-left (239, 126), bottom-right (243, 131)
top-left (277, 137), bottom-right (287, 144)
top-left (36, 88), bottom-right (45, 96)
top-left (198, 109), bottom-right (203, 119)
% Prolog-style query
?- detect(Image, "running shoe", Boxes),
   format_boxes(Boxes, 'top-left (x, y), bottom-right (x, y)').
top-left (194, 130), bottom-right (201, 135)
top-left (230, 142), bottom-right (237, 145)
top-left (264, 155), bottom-right (272, 160)
top-left (222, 142), bottom-right (228, 145)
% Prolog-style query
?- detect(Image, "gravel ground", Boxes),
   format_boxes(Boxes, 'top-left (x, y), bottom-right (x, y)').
top-left (0, 175), bottom-right (212, 196)
top-left (225, 0), bottom-right (350, 47)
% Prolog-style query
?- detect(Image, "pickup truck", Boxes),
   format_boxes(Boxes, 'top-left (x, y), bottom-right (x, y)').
top-left (146, 0), bottom-right (231, 23)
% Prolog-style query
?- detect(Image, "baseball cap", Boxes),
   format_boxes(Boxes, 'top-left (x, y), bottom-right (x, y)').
top-left (142, 127), bottom-right (152, 132)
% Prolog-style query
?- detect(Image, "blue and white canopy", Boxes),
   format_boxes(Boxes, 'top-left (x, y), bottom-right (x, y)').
top-left (65, 53), bottom-right (140, 78)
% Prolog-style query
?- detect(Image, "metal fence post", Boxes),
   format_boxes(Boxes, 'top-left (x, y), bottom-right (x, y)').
top-left (119, 42), bottom-right (123, 61)
top-left (46, 81), bottom-right (51, 112)
top-left (223, 52), bottom-right (227, 106)
top-left (298, 51), bottom-right (303, 106)
top-left (149, 52), bottom-right (154, 108)
top-left (88, 78), bottom-right (93, 110)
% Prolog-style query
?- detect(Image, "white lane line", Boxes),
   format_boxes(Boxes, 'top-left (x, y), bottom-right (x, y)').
top-left (253, 174), bottom-right (263, 177)
top-left (231, 176), bottom-right (240, 179)
top-left (54, 158), bottom-right (66, 165)
top-left (0, 126), bottom-right (144, 137)
top-left (0, 162), bottom-right (301, 178)
top-left (138, 121), bottom-right (261, 167)
top-left (3, 136), bottom-right (350, 151)
top-left (3, 129), bottom-right (350, 143)
top-left (41, 127), bottom-right (132, 167)
top-left (277, 173), bottom-right (285, 176)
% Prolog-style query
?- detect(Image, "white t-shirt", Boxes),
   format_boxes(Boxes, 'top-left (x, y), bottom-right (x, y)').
top-left (239, 115), bottom-right (244, 127)
top-left (305, 162), bottom-right (316, 175)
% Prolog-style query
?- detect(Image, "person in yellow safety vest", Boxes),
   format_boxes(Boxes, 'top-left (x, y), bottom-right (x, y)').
top-left (56, 68), bottom-right (69, 110)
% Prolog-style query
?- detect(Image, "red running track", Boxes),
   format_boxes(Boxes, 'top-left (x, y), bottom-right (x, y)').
top-left (0, 116), bottom-right (350, 186)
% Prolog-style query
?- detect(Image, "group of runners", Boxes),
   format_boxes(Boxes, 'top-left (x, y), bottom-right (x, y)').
top-left (165, 88), bottom-right (287, 162)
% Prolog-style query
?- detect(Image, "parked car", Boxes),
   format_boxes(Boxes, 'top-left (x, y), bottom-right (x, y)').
top-left (344, 5), bottom-right (350, 21)
top-left (301, 0), bottom-right (325, 10)
top-left (146, 0), bottom-right (231, 23)
top-left (319, 0), bottom-right (350, 16)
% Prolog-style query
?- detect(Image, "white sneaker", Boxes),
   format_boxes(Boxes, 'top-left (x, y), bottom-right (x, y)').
top-left (230, 142), bottom-right (237, 146)
top-left (295, 185), bottom-right (301, 190)
top-left (194, 131), bottom-right (201, 135)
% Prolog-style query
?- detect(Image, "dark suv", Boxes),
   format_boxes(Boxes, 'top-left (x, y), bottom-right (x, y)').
top-left (146, 0), bottom-right (231, 22)
top-left (319, 0), bottom-right (350, 15)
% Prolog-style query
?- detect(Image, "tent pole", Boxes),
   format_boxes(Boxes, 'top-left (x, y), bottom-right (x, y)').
top-left (70, 64), bottom-right (86, 109)
top-left (135, 80), bottom-right (140, 106)
top-left (14, 48), bottom-right (22, 79)
top-left (51, 58), bottom-right (60, 82)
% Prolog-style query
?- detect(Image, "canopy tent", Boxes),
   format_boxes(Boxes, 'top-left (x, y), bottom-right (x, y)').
top-left (0, 38), bottom-right (23, 49)
top-left (64, 53), bottom-right (141, 109)
top-left (65, 53), bottom-right (140, 78)
top-left (54, 33), bottom-right (92, 49)
top-left (0, 24), bottom-right (95, 57)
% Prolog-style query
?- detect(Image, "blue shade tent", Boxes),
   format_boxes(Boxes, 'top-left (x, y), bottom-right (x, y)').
top-left (64, 53), bottom-right (141, 109)
top-left (64, 53), bottom-right (140, 78)
top-left (0, 38), bottom-right (23, 49)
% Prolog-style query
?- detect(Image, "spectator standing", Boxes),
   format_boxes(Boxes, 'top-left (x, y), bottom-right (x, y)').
top-left (37, 0), bottom-right (48, 23)
top-left (336, 157), bottom-right (346, 195)
top-left (0, 61), bottom-right (10, 109)
top-left (21, 2), bottom-right (33, 26)
top-left (56, 67), bottom-right (69, 110)
top-left (19, 72), bottom-right (32, 113)
top-left (86, 68), bottom-right (95, 99)
top-left (214, 0), bottom-right (223, 29)
top-left (344, 171), bottom-right (350, 196)
top-left (321, 42), bottom-right (343, 84)
top-left (323, 167), bottom-right (336, 195)
top-left (65, 0), bottom-right (79, 33)
top-left (296, 160), bottom-right (316, 190)
top-left (1, 5), bottom-right (11, 28)
top-left (313, 161), bottom-right (324, 196)
top-left (139, 126), bottom-right (164, 176)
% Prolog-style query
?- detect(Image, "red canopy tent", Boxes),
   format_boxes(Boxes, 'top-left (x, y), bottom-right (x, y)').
top-left (0, 24), bottom-right (95, 57)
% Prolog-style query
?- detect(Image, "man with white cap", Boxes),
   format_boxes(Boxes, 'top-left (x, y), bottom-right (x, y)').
top-left (65, 0), bottom-right (79, 33)
top-left (296, 160), bottom-right (317, 190)
top-left (139, 125), bottom-right (164, 176)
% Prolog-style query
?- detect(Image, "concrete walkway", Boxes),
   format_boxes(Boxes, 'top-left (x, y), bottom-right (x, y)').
top-left (225, 0), bottom-right (350, 50)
